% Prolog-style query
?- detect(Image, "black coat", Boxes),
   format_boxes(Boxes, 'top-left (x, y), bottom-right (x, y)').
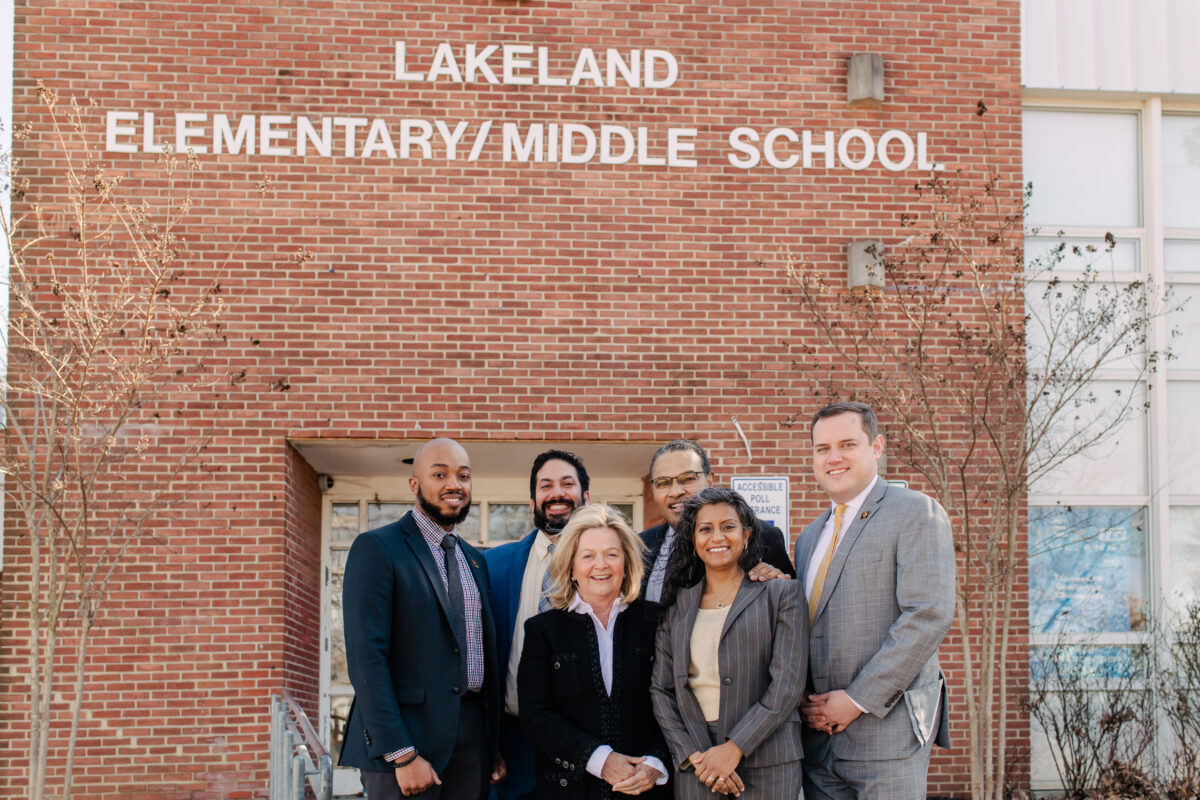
top-left (518, 600), bottom-right (670, 800)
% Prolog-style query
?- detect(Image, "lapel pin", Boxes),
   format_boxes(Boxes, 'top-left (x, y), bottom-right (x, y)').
top-left (470, 559), bottom-right (479, 568)
top-left (860, 511), bottom-right (870, 520)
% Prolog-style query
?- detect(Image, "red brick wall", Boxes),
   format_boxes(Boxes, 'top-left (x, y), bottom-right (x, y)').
top-left (5, 1), bottom-right (1023, 797)
top-left (283, 444), bottom-right (322, 719)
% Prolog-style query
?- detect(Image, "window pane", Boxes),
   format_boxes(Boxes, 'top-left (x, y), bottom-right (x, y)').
top-left (364, 502), bottom-right (482, 542)
top-left (1025, 279), bottom-right (1146, 375)
top-left (1029, 380), bottom-right (1147, 495)
top-left (1028, 645), bottom-right (1154, 791)
top-left (487, 503), bottom-right (535, 543)
top-left (1024, 110), bottom-right (1139, 228)
top-left (330, 695), bottom-right (352, 766)
top-left (1029, 506), bottom-right (1147, 633)
top-left (1028, 714), bottom-right (1061, 789)
top-left (456, 504), bottom-right (482, 545)
top-left (331, 502), bottom-right (359, 542)
top-left (1165, 240), bottom-right (1200, 272)
top-left (329, 549), bottom-right (349, 686)
top-left (1167, 382), bottom-right (1200, 494)
top-left (1025, 236), bottom-right (1139, 273)
top-left (1167, 284), bottom-right (1200, 371)
top-left (1168, 507), bottom-right (1200, 613)
top-left (1164, 115), bottom-right (1200, 229)
top-left (612, 504), bottom-right (635, 527)
top-left (1030, 644), bottom-right (1149, 682)
top-left (368, 502), bottom-right (413, 529)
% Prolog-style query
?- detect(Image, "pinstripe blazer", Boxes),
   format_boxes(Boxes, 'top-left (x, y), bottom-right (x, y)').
top-left (794, 479), bottom-right (954, 765)
top-left (649, 576), bottom-right (807, 775)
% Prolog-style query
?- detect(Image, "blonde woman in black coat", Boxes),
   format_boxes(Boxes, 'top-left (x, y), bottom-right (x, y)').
top-left (518, 504), bottom-right (670, 800)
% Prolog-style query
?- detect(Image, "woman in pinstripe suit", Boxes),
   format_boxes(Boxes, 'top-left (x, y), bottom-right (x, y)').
top-left (650, 488), bottom-right (807, 799)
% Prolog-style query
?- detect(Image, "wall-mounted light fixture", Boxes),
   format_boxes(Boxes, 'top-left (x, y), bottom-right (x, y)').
top-left (847, 53), bottom-right (884, 108)
top-left (847, 240), bottom-right (884, 291)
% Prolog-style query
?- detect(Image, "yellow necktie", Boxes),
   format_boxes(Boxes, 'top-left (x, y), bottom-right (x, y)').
top-left (809, 504), bottom-right (848, 622)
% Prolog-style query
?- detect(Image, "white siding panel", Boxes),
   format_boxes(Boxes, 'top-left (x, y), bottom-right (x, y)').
top-left (1166, 0), bottom-right (1200, 93)
top-left (1059, 0), bottom-right (1100, 89)
top-left (1095, 0), bottom-right (1135, 90)
top-left (1132, 0), bottom-right (1169, 91)
top-left (1022, 0), bottom-right (1200, 93)
top-left (1023, 0), bottom-right (1060, 87)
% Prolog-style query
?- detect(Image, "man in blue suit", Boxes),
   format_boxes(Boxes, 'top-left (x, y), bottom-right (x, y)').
top-left (484, 450), bottom-right (591, 800)
top-left (340, 438), bottom-right (502, 800)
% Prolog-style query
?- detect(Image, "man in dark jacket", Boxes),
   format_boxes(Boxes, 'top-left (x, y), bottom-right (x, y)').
top-left (639, 439), bottom-right (794, 603)
top-left (340, 438), bottom-right (502, 800)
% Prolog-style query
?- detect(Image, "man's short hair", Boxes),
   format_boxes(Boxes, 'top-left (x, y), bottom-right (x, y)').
top-left (810, 401), bottom-right (880, 441)
top-left (529, 449), bottom-right (591, 498)
top-left (648, 439), bottom-right (711, 477)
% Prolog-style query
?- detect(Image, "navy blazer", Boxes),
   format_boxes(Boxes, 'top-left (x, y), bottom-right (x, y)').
top-left (483, 530), bottom-right (540, 800)
top-left (518, 600), bottom-right (670, 800)
top-left (484, 530), bottom-right (539, 700)
top-left (639, 519), bottom-right (796, 596)
top-left (339, 511), bottom-right (500, 773)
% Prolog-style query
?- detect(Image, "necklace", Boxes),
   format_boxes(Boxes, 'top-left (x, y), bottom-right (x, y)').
top-left (710, 575), bottom-right (742, 608)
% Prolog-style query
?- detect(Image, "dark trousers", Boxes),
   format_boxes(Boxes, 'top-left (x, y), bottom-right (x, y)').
top-left (361, 694), bottom-right (488, 800)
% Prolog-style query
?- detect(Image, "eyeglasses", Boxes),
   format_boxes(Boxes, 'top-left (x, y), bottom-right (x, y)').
top-left (650, 471), bottom-right (708, 491)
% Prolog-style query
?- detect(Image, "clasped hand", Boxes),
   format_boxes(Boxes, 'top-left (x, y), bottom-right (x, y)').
top-left (800, 689), bottom-right (863, 735)
top-left (601, 752), bottom-right (663, 795)
top-left (689, 740), bottom-right (744, 796)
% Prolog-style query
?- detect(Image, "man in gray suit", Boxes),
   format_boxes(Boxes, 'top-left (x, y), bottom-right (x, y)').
top-left (795, 402), bottom-right (955, 799)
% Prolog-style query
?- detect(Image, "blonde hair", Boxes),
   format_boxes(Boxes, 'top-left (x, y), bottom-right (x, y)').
top-left (545, 503), bottom-right (647, 610)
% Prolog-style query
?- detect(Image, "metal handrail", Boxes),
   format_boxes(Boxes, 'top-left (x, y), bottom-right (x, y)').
top-left (283, 690), bottom-right (330, 763)
top-left (269, 691), bottom-right (334, 800)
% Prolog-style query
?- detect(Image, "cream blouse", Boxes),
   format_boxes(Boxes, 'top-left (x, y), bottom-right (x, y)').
top-left (688, 606), bottom-right (730, 723)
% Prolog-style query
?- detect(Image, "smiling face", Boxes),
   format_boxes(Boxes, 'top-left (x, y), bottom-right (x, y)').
top-left (693, 502), bottom-right (747, 573)
top-left (531, 458), bottom-right (589, 536)
top-left (409, 438), bottom-right (472, 529)
top-left (650, 449), bottom-right (711, 530)
top-left (811, 411), bottom-right (884, 504)
top-left (572, 526), bottom-right (626, 609)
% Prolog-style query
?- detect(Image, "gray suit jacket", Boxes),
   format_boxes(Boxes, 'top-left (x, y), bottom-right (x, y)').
top-left (794, 478), bottom-right (954, 764)
top-left (650, 577), bottom-right (807, 775)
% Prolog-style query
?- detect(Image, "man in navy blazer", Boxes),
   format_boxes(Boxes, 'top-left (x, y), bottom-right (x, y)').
top-left (484, 450), bottom-right (591, 800)
top-left (340, 438), bottom-right (502, 800)
top-left (639, 440), bottom-right (795, 603)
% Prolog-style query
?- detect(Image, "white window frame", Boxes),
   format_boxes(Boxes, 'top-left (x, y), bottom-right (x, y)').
top-left (1024, 96), bottom-right (1200, 791)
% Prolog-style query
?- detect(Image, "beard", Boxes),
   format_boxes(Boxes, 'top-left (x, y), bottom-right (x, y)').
top-left (533, 498), bottom-right (577, 535)
top-left (417, 486), bottom-right (472, 528)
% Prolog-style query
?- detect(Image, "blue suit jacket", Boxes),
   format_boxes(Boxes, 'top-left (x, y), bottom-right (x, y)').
top-left (483, 531), bottom-right (539, 800)
top-left (485, 531), bottom-right (538, 687)
top-left (339, 511), bottom-right (500, 773)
